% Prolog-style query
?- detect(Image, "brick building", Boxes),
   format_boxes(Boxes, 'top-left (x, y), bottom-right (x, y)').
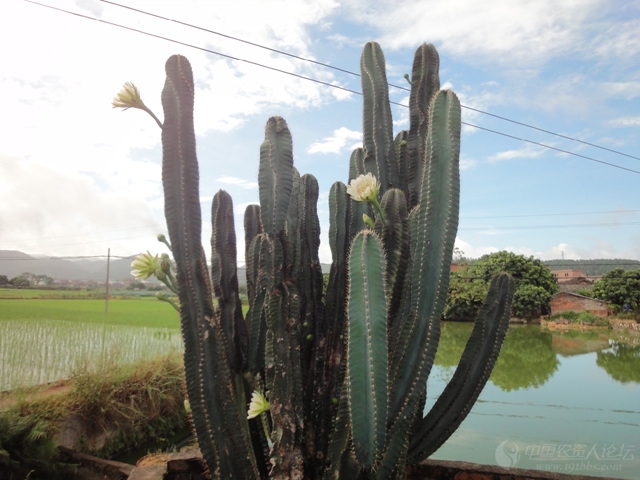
top-left (549, 292), bottom-right (608, 317)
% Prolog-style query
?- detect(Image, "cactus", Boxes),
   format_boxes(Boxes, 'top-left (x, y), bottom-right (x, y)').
top-left (128, 41), bottom-right (516, 479)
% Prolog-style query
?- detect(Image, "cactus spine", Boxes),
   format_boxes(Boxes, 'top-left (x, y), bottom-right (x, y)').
top-left (156, 42), bottom-right (514, 479)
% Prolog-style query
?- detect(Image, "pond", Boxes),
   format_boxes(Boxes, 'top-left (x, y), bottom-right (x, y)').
top-left (426, 323), bottom-right (640, 479)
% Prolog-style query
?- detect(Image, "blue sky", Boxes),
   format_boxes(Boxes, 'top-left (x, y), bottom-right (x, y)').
top-left (1, 0), bottom-right (639, 264)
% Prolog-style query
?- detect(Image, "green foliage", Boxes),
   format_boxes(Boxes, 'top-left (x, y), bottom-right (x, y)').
top-left (9, 275), bottom-right (30, 288)
top-left (127, 280), bottom-right (146, 290)
top-left (0, 410), bottom-right (66, 480)
top-left (0, 354), bottom-right (186, 479)
top-left (591, 267), bottom-right (640, 312)
top-left (549, 310), bottom-right (609, 327)
top-left (445, 251), bottom-right (558, 320)
top-left (0, 274), bottom-right (9, 286)
top-left (148, 42), bottom-right (513, 479)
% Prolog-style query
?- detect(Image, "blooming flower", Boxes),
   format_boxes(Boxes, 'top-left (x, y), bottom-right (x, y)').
top-left (247, 391), bottom-right (270, 419)
top-left (112, 82), bottom-right (145, 110)
top-left (112, 82), bottom-right (163, 128)
top-left (130, 251), bottom-right (161, 280)
top-left (347, 173), bottom-right (380, 203)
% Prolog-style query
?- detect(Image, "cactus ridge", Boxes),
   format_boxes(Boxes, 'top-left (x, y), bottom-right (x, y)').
top-left (259, 116), bottom-right (294, 238)
top-left (153, 42), bottom-right (513, 480)
top-left (407, 43), bottom-right (440, 208)
top-left (361, 42), bottom-right (396, 192)
top-left (211, 190), bottom-right (247, 371)
top-left (346, 230), bottom-right (389, 469)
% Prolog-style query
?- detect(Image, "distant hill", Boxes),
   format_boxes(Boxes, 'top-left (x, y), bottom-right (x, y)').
top-left (543, 259), bottom-right (640, 276)
top-left (0, 250), bottom-right (331, 284)
top-left (0, 250), bottom-right (135, 282)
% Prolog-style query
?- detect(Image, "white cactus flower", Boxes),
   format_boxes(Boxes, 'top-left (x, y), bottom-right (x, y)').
top-left (130, 251), bottom-right (160, 280)
top-left (247, 391), bottom-right (270, 419)
top-left (347, 173), bottom-right (380, 203)
top-left (112, 82), bottom-right (146, 110)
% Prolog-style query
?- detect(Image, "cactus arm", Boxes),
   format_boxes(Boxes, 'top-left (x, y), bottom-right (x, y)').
top-left (161, 54), bottom-right (258, 479)
top-left (376, 188), bottom-right (409, 322)
top-left (211, 189), bottom-right (247, 371)
top-left (408, 272), bottom-right (515, 462)
top-left (394, 131), bottom-right (409, 200)
top-left (389, 89), bottom-right (461, 408)
top-left (380, 89), bottom-right (461, 477)
top-left (264, 288), bottom-right (305, 478)
top-left (407, 43), bottom-right (440, 209)
top-left (259, 116), bottom-right (294, 238)
top-left (244, 203), bottom-right (263, 298)
top-left (361, 41), bottom-right (397, 192)
top-left (246, 234), bottom-right (273, 374)
top-left (346, 230), bottom-right (389, 470)
top-left (323, 391), bottom-right (359, 480)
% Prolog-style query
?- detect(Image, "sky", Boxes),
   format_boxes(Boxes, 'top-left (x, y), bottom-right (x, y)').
top-left (1, 0), bottom-right (639, 266)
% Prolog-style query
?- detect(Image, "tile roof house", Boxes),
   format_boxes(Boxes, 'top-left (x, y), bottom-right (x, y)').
top-left (549, 292), bottom-right (608, 318)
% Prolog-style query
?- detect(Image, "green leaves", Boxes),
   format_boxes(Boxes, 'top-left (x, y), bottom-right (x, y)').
top-left (346, 230), bottom-right (388, 469)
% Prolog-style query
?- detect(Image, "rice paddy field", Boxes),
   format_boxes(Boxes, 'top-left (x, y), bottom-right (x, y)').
top-left (0, 288), bottom-right (183, 391)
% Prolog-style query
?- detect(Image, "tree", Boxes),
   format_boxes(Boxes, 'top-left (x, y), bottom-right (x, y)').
top-left (444, 251), bottom-right (558, 320)
top-left (9, 276), bottom-right (30, 288)
top-left (0, 274), bottom-right (8, 286)
top-left (591, 268), bottom-right (640, 313)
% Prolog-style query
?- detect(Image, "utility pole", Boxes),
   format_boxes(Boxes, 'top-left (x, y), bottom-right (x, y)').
top-left (105, 248), bottom-right (110, 313)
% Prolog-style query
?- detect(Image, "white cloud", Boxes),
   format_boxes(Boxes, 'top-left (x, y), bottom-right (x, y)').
top-left (459, 155), bottom-right (478, 171)
top-left (606, 116), bottom-right (640, 128)
top-left (488, 145), bottom-right (545, 163)
top-left (0, 153), bottom-right (161, 256)
top-left (602, 81), bottom-right (640, 100)
top-left (344, 0), bottom-right (602, 66)
top-left (307, 127), bottom-right (362, 154)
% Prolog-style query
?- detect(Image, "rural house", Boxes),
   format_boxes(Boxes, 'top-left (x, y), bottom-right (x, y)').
top-left (549, 292), bottom-right (608, 318)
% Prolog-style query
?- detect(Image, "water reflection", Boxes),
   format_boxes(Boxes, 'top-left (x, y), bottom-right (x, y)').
top-left (435, 323), bottom-right (559, 391)
top-left (597, 341), bottom-right (640, 384)
top-left (429, 322), bottom-right (640, 479)
top-left (435, 322), bottom-right (640, 391)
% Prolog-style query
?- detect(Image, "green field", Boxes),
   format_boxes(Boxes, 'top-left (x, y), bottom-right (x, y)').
top-left (1, 290), bottom-right (183, 391)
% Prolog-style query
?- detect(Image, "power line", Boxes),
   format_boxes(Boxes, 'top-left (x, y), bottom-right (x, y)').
top-left (24, 0), bottom-right (361, 97)
top-left (99, 0), bottom-right (640, 164)
top-left (24, 0), bottom-right (640, 175)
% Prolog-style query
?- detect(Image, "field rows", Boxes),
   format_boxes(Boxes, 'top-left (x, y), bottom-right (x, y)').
top-left (0, 294), bottom-right (183, 391)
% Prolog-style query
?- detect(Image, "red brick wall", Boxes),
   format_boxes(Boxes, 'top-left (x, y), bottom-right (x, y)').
top-left (550, 292), bottom-right (608, 317)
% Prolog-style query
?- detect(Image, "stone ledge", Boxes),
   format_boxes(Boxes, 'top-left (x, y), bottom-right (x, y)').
top-left (409, 458), bottom-right (624, 480)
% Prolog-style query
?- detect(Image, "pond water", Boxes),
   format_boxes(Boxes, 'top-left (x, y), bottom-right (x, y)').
top-left (426, 323), bottom-right (640, 479)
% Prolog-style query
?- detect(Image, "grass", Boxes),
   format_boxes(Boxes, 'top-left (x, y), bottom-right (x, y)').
top-left (0, 353), bottom-right (188, 479)
top-left (548, 310), bottom-right (610, 327)
top-left (1, 293), bottom-right (182, 391)
top-left (0, 297), bottom-right (180, 328)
